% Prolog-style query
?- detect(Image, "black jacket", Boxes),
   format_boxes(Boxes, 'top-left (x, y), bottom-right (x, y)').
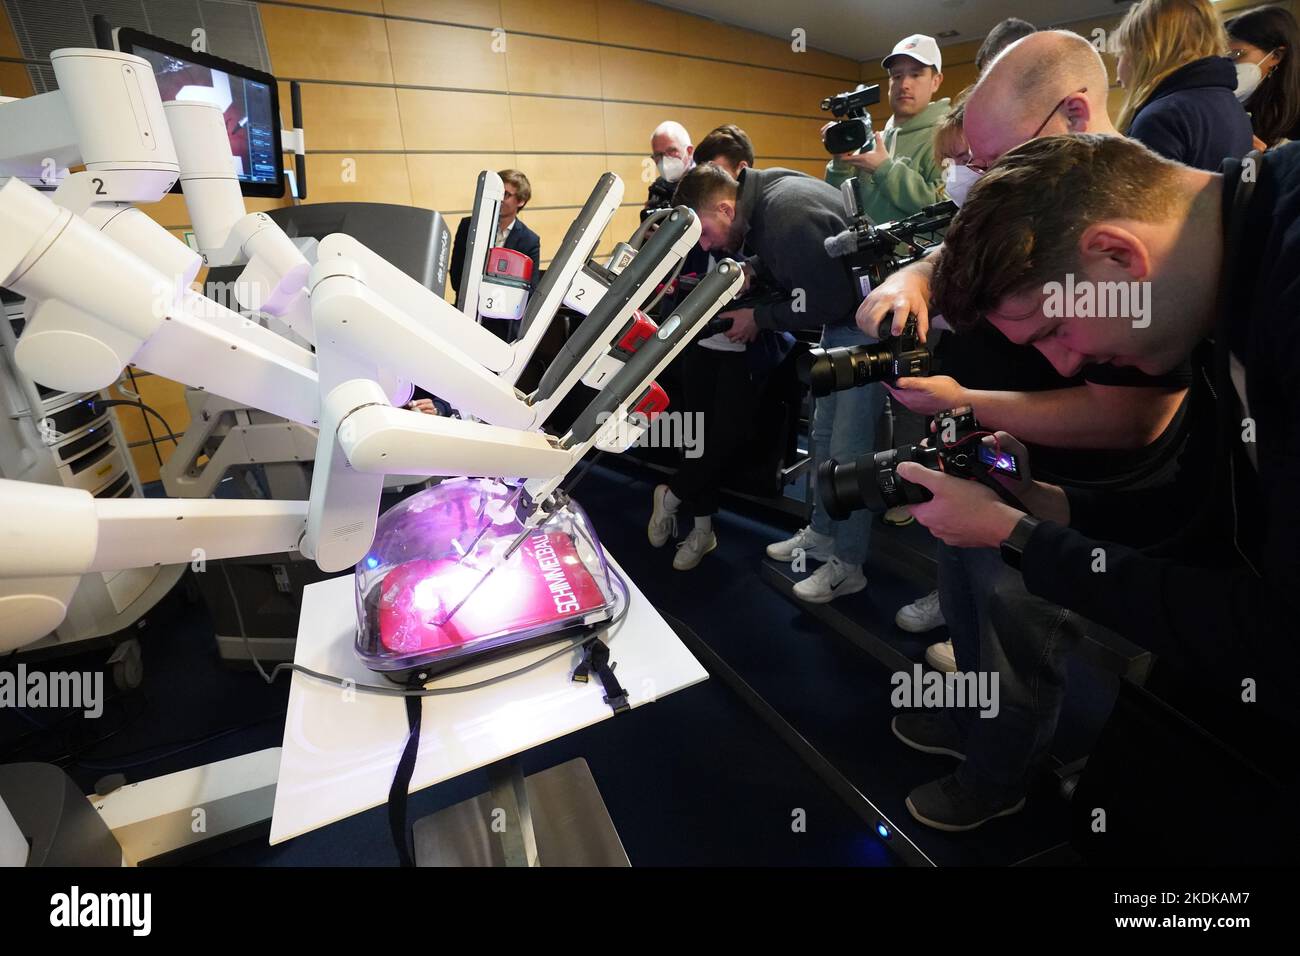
top-left (1129, 56), bottom-right (1254, 171)
top-left (734, 167), bottom-right (859, 332)
top-left (448, 215), bottom-right (541, 303)
top-left (1020, 144), bottom-right (1300, 723)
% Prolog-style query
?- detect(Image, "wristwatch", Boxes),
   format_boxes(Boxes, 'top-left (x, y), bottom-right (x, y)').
top-left (999, 515), bottom-right (1041, 571)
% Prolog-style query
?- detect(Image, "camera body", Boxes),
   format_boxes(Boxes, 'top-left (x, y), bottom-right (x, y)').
top-left (802, 314), bottom-right (932, 396)
top-left (820, 84), bottom-right (880, 155)
top-left (818, 409), bottom-right (1021, 518)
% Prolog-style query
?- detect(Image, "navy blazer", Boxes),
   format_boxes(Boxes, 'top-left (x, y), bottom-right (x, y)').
top-left (448, 215), bottom-right (542, 303)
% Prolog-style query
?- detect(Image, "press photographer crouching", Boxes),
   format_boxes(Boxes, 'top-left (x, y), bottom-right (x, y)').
top-left (913, 133), bottom-right (1300, 862)
top-left (662, 163), bottom-right (879, 600)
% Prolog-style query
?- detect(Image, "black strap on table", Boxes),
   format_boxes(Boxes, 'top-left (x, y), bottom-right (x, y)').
top-left (387, 693), bottom-right (423, 868)
top-left (573, 638), bottom-right (629, 714)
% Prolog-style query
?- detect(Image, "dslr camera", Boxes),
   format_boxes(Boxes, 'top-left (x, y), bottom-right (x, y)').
top-left (801, 314), bottom-right (932, 396)
top-left (818, 409), bottom-right (1022, 518)
top-left (820, 84), bottom-right (880, 155)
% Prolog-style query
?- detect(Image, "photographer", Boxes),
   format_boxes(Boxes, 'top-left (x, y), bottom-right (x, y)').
top-left (660, 163), bottom-right (878, 602)
top-left (910, 134), bottom-right (1300, 853)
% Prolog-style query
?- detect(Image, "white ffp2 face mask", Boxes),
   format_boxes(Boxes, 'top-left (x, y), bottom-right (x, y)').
top-left (1235, 50), bottom-right (1279, 102)
top-left (1236, 62), bottom-right (1264, 102)
top-left (945, 163), bottom-right (983, 207)
top-left (658, 155), bottom-right (687, 183)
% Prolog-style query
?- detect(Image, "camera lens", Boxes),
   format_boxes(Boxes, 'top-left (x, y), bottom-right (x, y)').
top-left (806, 343), bottom-right (895, 396)
top-left (817, 445), bottom-right (939, 519)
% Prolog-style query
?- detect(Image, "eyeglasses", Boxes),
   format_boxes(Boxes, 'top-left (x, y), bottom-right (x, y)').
top-left (967, 87), bottom-right (1088, 174)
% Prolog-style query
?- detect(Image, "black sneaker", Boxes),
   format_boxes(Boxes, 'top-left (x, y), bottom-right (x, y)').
top-left (905, 773), bottom-right (1026, 832)
top-left (891, 712), bottom-right (966, 760)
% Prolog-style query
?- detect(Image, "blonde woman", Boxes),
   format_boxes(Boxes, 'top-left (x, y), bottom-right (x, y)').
top-left (1114, 0), bottom-right (1254, 169)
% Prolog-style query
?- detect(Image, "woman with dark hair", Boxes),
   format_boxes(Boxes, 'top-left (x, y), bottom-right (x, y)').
top-left (1226, 4), bottom-right (1300, 147)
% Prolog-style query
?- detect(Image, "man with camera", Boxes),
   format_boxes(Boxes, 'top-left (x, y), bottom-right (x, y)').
top-left (656, 163), bottom-right (875, 601)
top-left (839, 31), bottom-right (1205, 832)
top-left (826, 34), bottom-right (949, 225)
top-left (902, 132), bottom-right (1299, 856)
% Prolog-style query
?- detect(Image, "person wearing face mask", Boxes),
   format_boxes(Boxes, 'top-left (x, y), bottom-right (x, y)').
top-left (1113, 0), bottom-right (1254, 171)
top-left (1227, 5), bottom-right (1300, 149)
top-left (645, 120), bottom-right (696, 216)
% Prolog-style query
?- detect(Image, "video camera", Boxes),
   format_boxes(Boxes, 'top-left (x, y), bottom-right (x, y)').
top-left (820, 84), bottom-right (880, 155)
top-left (818, 409), bottom-right (1022, 518)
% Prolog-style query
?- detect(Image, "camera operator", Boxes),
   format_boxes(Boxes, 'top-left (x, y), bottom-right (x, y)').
top-left (661, 163), bottom-right (878, 602)
top-left (911, 133), bottom-right (1300, 858)
top-left (826, 34), bottom-right (949, 224)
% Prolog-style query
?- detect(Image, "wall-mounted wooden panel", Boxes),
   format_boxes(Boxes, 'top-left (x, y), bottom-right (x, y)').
top-left (398, 87), bottom-right (514, 150)
top-left (602, 101), bottom-right (734, 154)
top-left (0, 62), bottom-right (34, 98)
top-left (505, 34), bottom-right (603, 98)
top-left (308, 153), bottom-right (413, 204)
top-left (0, 2), bottom-right (22, 57)
top-left (734, 114), bottom-right (827, 160)
top-left (765, 158), bottom-right (826, 180)
top-left (603, 153), bottom-right (654, 199)
top-left (675, 15), bottom-right (747, 64)
top-left (513, 153), bottom-right (609, 208)
top-left (279, 82), bottom-right (405, 150)
top-left (406, 151), bottom-right (516, 213)
top-left (262, 5), bottom-right (394, 82)
top-left (597, 0), bottom-right (679, 50)
top-left (510, 94), bottom-right (607, 153)
top-left (500, 0), bottom-right (599, 43)
top-left (387, 19), bottom-right (506, 89)
top-left (382, 0), bottom-right (500, 28)
top-left (676, 57), bottom-right (754, 112)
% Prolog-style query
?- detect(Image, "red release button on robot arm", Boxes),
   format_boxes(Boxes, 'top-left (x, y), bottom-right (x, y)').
top-left (632, 382), bottom-right (669, 421)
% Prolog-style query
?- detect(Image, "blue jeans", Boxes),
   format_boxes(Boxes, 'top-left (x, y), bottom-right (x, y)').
top-left (936, 542), bottom-right (1089, 801)
top-left (808, 323), bottom-right (886, 567)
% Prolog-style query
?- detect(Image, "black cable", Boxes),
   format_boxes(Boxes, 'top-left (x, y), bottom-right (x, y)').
top-left (249, 566), bottom-right (631, 698)
top-left (94, 397), bottom-right (181, 447)
top-left (123, 367), bottom-right (167, 467)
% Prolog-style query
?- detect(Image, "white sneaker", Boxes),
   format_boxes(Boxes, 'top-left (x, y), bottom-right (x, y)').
top-left (925, 641), bottom-right (957, 673)
top-left (673, 527), bottom-right (717, 570)
top-left (648, 484), bottom-right (678, 548)
top-left (792, 556), bottom-right (866, 604)
top-left (766, 525), bottom-right (834, 563)
top-left (895, 590), bottom-right (945, 633)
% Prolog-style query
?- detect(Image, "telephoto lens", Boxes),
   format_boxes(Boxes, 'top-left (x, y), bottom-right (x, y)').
top-left (799, 316), bottom-right (932, 396)
top-left (817, 445), bottom-right (938, 519)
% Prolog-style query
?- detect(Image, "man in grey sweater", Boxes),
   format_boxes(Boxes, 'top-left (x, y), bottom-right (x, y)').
top-left (652, 164), bottom-right (883, 602)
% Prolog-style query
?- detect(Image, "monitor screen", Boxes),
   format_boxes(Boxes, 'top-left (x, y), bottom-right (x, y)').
top-left (115, 28), bottom-right (284, 198)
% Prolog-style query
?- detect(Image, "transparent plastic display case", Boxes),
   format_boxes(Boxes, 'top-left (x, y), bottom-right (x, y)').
top-left (355, 478), bottom-right (621, 681)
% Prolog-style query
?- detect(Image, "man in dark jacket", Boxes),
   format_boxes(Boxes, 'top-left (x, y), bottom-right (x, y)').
top-left (654, 164), bottom-right (881, 601)
top-left (911, 134), bottom-right (1300, 857)
top-left (448, 169), bottom-right (541, 318)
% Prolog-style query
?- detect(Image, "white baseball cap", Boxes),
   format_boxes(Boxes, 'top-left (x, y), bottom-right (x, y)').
top-left (882, 34), bottom-right (942, 73)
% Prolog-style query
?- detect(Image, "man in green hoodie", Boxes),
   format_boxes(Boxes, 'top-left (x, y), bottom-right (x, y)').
top-left (824, 33), bottom-right (949, 224)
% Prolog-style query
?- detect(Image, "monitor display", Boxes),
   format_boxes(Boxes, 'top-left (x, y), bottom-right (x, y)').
top-left (115, 28), bottom-right (284, 198)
